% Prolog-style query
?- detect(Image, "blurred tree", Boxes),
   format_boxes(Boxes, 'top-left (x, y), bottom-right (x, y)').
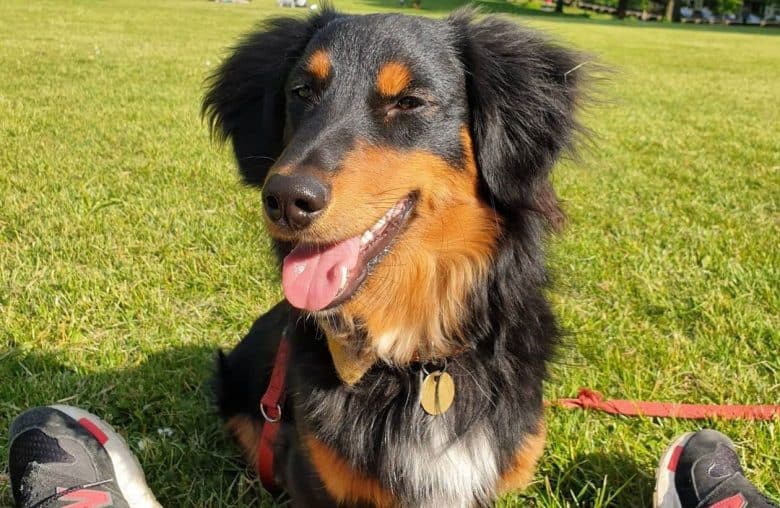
top-left (713, 0), bottom-right (742, 13)
top-left (664, 0), bottom-right (673, 19)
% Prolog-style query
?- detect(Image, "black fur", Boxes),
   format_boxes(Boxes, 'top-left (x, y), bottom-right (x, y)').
top-left (203, 11), bottom-right (340, 185)
top-left (451, 12), bottom-right (584, 215)
top-left (207, 7), bottom-right (585, 507)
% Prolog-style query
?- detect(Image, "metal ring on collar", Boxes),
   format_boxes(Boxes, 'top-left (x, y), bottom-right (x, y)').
top-left (260, 403), bottom-right (282, 423)
top-left (421, 358), bottom-right (448, 376)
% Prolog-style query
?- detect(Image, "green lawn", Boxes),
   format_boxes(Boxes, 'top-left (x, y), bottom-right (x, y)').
top-left (1, 0), bottom-right (778, 506)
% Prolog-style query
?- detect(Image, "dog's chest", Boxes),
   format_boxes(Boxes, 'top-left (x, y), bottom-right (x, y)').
top-left (301, 381), bottom-right (502, 506)
top-left (384, 421), bottom-right (500, 507)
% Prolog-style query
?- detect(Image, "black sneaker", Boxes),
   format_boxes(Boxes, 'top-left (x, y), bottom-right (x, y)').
top-left (655, 429), bottom-right (778, 508)
top-left (8, 405), bottom-right (160, 508)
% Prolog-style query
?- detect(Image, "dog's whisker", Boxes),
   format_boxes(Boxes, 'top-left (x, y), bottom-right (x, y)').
top-left (240, 155), bottom-right (277, 162)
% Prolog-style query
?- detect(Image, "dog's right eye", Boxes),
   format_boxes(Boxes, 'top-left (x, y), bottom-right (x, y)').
top-left (292, 85), bottom-right (313, 101)
top-left (395, 96), bottom-right (424, 111)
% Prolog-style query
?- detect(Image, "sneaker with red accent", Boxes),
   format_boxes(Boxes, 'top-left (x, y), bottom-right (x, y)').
top-left (654, 429), bottom-right (778, 508)
top-left (8, 405), bottom-right (160, 508)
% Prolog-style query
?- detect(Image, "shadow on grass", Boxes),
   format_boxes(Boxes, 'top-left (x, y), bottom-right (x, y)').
top-left (356, 0), bottom-right (593, 18)
top-left (352, 0), bottom-right (780, 35)
top-left (527, 451), bottom-right (653, 506)
top-left (0, 345), bottom-right (270, 507)
top-left (1, 344), bottom-right (653, 507)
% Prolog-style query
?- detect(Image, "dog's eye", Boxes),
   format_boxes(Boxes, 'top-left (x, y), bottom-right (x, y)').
top-left (394, 96), bottom-right (424, 111)
top-left (292, 85), bottom-right (313, 100)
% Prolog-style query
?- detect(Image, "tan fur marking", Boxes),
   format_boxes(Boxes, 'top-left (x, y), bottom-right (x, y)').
top-left (304, 434), bottom-right (396, 507)
top-left (297, 126), bottom-right (500, 365)
top-left (307, 49), bottom-right (331, 80)
top-left (327, 337), bottom-right (375, 385)
top-left (376, 61), bottom-right (412, 97)
top-left (498, 425), bottom-right (547, 494)
top-left (225, 415), bottom-right (262, 467)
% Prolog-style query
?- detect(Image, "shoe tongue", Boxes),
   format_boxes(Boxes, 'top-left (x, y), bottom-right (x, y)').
top-left (707, 445), bottom-right (743, 477)
top-left (282, 238), bottom-right (361, 311)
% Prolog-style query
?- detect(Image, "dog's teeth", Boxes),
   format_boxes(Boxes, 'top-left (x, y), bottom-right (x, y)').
top-left (361, 230), bottom-right (374, 245)
top-left (339, 265), bottom-right (349, 291)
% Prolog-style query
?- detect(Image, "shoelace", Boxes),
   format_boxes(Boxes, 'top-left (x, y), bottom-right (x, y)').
top-left (30, 478), bottom-right (114, 508)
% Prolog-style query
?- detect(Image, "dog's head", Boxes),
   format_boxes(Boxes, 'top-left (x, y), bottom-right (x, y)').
top-left (204, 9), bottom-right (585, 363)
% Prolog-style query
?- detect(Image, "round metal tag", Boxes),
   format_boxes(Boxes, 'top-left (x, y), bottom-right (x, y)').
top-left (420, 371), bottom-right (455, 416)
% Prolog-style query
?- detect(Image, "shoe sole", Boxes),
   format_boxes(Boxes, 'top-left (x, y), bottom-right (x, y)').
top-left (50, 405), bottom-right (162, 508)
top-left (653, 431), bottom-right (694, 508)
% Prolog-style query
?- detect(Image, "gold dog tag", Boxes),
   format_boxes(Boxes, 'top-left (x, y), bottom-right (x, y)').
top-left (420, 371), bottom-right (455, 416)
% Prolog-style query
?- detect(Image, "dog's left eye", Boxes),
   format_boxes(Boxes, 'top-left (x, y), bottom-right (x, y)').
top-left (394, 96), bottom-right (425, 111)
top-left (292, 85), bottom-right (313, 101)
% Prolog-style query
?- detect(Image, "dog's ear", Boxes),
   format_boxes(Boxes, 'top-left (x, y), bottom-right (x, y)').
top-left (203, 10), bottom-right (338, 186)
top-left (450, 10), bottom-right (586, 222)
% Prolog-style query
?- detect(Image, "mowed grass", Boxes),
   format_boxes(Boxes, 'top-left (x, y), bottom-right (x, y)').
top-left (1, 0), bottom-right (778, 506)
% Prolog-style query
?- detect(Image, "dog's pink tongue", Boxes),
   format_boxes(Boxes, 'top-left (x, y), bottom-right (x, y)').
top-left (282, 238), bottom-right (361, 311)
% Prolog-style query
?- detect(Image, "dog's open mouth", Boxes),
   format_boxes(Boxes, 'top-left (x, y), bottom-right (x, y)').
top-left (281, 194), bottom-right (416, 312)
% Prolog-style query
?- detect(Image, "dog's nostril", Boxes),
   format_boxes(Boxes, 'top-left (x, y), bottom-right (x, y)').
top-left (264, 195), bottom-right (282, 221)
top-left (294, 198), bottom-right (316, 214)
top-left (265, 196), bottom-right (280, 210)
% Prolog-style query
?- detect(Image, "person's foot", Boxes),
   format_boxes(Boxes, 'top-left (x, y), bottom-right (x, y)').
top-left (655, 429), bottom-right (778, 508)
top-left (8, 405), bottom-right (160, 508)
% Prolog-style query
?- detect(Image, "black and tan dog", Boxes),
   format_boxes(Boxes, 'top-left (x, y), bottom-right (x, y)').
top-left (204, 7), bottom-right (586, 507)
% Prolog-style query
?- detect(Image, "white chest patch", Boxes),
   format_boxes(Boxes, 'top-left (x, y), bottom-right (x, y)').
top-left (386, 421), bottom-right (499, 507)
top-left (374, 328), bottom-right (410, 362)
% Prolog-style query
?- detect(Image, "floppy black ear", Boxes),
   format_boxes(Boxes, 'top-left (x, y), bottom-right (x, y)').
top-left (450, 10), bottom-right (586, 217)
top-left (203, 10), bottom-right (339, 186)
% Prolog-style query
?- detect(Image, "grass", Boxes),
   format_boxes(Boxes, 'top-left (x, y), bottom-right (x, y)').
top-left (1, 0), bottom-right (778, 506)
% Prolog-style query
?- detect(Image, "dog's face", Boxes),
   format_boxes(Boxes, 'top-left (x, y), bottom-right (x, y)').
top-left (257, 15), bottom-right (502, 362)
top-left (205, 9), bottom-right (583, 363)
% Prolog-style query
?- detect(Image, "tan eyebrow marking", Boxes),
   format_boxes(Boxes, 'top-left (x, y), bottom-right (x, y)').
top-left (307, 49), bottom-right (331, 80)
top-left (376, 61), bottom-right (412, 97)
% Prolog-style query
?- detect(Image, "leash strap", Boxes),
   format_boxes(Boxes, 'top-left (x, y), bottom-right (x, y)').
top-left (551, 388), bottom-right (780, 421)
top-left (257, 331), bottom-right (290, 491)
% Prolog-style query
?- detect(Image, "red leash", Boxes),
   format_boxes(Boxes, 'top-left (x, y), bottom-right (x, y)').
top-left (256, 331), bottom-right (290, 491)
top-left (550, 388), bottom-right (780, 421)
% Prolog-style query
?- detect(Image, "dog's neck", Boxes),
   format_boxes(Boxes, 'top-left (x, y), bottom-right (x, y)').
top-left (325, 336), bottom-right (375, 385)
top-left (314, 315), bottom-right (372, 385)
top-left (320, 319), bottom-right (472, 386)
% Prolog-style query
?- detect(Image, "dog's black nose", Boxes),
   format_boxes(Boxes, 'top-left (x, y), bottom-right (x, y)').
top-left (262, 174), bottom-right (330, 230)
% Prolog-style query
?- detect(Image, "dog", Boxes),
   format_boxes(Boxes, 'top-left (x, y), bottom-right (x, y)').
top-left (204, 7), bottom-right (586, 507)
